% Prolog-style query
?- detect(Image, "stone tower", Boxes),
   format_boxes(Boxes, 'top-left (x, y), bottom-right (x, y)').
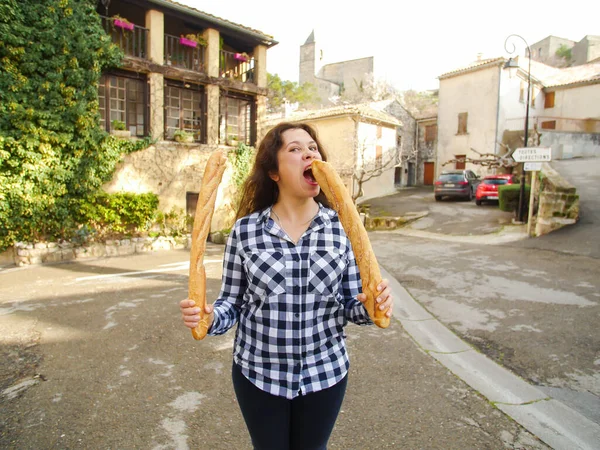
top-left (299, 30), bottom-right (320, 86)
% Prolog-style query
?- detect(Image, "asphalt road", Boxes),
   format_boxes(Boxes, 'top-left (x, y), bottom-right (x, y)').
top-left (1, 157), bottom-right (597, 448)
top-left (0, 249), bottom-right (547, 449)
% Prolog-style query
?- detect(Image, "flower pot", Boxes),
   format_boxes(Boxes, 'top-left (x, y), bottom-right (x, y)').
top-left (111, 129), bottom-right (131, 138)
top-left (179, 37), bottom-right (197, 48)
top-left (175, 135), bottom-right (194, 143)
top-left (114, 19), bottom-right (134, 31)
top-left (234, 53), bottom-right (248, 62)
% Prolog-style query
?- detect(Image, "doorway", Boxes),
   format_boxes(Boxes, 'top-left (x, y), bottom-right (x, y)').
top-left (424, 162), bottom-right (434, 185)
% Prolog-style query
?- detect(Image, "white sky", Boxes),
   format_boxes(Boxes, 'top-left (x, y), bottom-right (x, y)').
top-left (181, 0), bottom-right (598, 91)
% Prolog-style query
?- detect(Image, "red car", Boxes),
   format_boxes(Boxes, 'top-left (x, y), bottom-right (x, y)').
top-left (475, 174), bottom-right (516, 206)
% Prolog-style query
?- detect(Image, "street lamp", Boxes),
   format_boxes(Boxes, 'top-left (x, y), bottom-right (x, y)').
top-left (504, 34), bottom-right (531, 223)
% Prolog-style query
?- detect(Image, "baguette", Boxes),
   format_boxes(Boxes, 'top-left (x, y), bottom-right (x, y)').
top-left (311, 160), bottom-right (390, 328)
top-left (189, 149), bottom-right (228, 340)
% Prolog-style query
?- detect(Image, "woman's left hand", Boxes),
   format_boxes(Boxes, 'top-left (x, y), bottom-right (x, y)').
top-left (357, 279), bottom-right (393, 318)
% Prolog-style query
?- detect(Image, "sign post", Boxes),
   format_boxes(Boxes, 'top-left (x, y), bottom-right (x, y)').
top-left (512, 147), bottom-right (552, 163)
top-left (510, 147), bottom-right (551, 233)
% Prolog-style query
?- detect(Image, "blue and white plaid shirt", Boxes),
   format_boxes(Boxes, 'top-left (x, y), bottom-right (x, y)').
top-left (208, 203), bottom-right (372, 399)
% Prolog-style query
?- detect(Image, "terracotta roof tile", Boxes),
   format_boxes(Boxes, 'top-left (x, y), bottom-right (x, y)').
top-left (438, 57), bottom-right (505, 79)
top-left (267, 104), bottom-right (402, 127)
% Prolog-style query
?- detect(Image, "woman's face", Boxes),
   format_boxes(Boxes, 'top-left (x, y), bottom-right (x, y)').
top-left (270, 128), bottom-right (322, 199)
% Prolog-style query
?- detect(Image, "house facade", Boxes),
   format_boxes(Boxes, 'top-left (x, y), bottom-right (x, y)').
top-left (370, 100), bottom-right (438, 187)
top-left (436, 55), bottom-right (600, 178)
top-left (265, 105), bottom-right (401, 203)
top-left (96, 0), bottom-right (276, 231)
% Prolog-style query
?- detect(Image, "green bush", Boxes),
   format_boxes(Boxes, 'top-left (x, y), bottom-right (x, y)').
top-left (498, 184), bottom-right (530, 214)
top-left (153, 207), bottom-right (193, 238)
top-left (77, 192), bottom-right (159, 239)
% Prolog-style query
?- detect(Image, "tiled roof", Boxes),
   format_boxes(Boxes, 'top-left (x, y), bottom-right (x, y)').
top-left (438, 57), bottom-right (506, 79)
top-left (440, 55), bottom-right (600, 89)
top-left (156, 0), bottom-right (277, 44)
top-left (526, 58), bottom-right (600, 88)
top-left (266, 104), bottom-right (402, 127)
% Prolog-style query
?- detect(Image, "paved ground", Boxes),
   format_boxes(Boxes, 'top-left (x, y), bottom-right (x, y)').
top-left (0, 249), bottom-right (548, 449)
top-left (1, 157), bottom-right (599, 449)
top-left (364, 185), bottom-right (516, 237)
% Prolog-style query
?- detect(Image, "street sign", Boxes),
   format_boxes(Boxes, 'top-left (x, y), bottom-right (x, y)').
top-left (512, 147), bottom-right (552, 163)
top-left (524, 162), bottom-right (542, 171)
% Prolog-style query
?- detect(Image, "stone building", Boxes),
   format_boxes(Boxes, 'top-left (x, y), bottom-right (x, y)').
top-left (265, 104), bottom-right (401, 203)
top-left (97, 0), bottom-right (277, 231)
top-left (530, 35), bottom-right (600, 67)
top-left (299, 30), bottom-right (374, 105)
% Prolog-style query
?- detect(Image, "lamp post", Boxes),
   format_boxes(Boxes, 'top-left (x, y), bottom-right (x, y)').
top-left (504, 34), bottom-right (531, 223)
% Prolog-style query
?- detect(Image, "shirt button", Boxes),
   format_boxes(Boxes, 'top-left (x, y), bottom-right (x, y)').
top-left (295, 313), bottom-right (300, 318)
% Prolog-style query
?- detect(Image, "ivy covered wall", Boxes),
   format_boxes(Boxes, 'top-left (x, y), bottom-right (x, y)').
top-left (0, 0), bottom-right (150, 251)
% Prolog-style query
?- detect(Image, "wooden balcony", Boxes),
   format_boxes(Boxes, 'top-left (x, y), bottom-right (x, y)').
top-left (101, 16), bottom-right (148, 59)
top-left (220, 50), bottom-right (254, 83)
top-left (164, 34), bottom-right (206, 73)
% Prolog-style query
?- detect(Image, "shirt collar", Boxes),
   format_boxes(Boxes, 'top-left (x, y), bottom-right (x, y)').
top-left (256, 202), bottom-right (333, 226)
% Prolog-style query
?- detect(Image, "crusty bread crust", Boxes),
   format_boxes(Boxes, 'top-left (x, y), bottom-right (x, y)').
top-left (189, 149), bottom-right (228, 340)
top-left (311, 160), bottom-right (390, 328)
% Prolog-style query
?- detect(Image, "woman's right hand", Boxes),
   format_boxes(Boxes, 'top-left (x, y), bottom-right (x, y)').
top-left (179, 299), bottom-right (214, 330)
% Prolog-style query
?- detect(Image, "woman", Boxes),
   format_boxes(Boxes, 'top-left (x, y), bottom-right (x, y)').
top-left (180, 122), bottom-right (393, 450)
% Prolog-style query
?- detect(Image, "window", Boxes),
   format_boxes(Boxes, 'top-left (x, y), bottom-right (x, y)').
top-left (541, 120), bottom-right (556, 130)
top-left (375, 145), bottom-right (382, 169)
top-left (376, 126), bottom-right (382, 139)
top-left (457, 113), bottom-right (468, 135)
top-left (519, 82), bottom-right (525, 103)
top-left (164, 80), bottom-right (205, 142)
top-left (98, 73), bottom-right (147, 136)
top-left (455, 154), bottom-right (466, 170)
top-left (545, 91), bottom-right (555, 109)
top-left (219, 92), bottom-right (255, 145)
top-left (425, 124), bottom-right (437, 143)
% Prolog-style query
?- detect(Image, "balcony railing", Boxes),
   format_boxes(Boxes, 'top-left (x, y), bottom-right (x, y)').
top-left (164, 34), bottom-right (206, 72)
top-left (101, 16), bottom-right (148, 59)
top-left (220, 50), bottom-right (254, 83)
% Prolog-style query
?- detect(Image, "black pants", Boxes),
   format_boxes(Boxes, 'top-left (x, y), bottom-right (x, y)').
top-left (232, 363), bottom-right (348, 450)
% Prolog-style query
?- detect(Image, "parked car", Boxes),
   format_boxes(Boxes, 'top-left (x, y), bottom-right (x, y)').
top-left (475, 174), bottom-right (516, 205)
top-left (434, 170), bottom-right (480, 201)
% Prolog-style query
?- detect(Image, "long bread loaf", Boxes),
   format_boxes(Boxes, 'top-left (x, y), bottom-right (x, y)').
top-left (189, 149), bottom-right (228, 340)
top-left (311, 160), bottom-right (390, 328)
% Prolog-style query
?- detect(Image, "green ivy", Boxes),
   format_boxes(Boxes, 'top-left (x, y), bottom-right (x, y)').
top-left (77, 192), bottom-right (159, 238)
top-left (232, 142), bottom-right (254, 189)
top-left (0, 0), bottom-right (154, 251)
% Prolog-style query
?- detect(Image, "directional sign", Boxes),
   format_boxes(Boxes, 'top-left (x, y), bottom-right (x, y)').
top-left (524, 162), bottom-right (542, 171)
top-left (512, 147), bottom-right (552, 163)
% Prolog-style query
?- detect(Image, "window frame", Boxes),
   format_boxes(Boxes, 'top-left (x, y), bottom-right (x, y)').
top-left (98, 70), bottom-right (148, 137)
top-left (164, 79), bottom-right (207, 143)
top-left (457, 113), bottom-right (468, 135)
top-left (219, 90), bottom-right (256, 146)
top-left (544, 91), bottom-right (555, 109)
top-left (424, 124), bottom-right (437, 143)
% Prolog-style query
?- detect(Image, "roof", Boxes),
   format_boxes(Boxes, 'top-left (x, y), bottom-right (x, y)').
top-left (526, 58), bottom-right (600, 88)
top-left (267, 104), bottom-right (402, 127)
top-left (148, 0), bottom-right (277, 47)
top-left (440, 55), bottom-right (600, 89)
top-left (438, 57), bottom-right (505, 79)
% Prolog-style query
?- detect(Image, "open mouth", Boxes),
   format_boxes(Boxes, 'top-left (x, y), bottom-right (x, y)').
top-left (303, 166), bottom-right (317, 184)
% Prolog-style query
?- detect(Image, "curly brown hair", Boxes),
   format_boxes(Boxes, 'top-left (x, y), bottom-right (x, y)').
top-left (236, 122), bottom-right (329, 220)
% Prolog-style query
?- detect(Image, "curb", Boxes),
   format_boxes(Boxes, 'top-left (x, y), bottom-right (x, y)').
top-left (381, 267), bottom-right (600, 450)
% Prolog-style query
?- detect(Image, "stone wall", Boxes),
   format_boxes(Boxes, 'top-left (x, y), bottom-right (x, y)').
top-left (8, 236), bottom-right (192, 267)
top-left (533, 163), bottom-right (580, 237)
top-left (540, 131), bottom-right (600, 159)
top-left (103, 141), bottom-right (238, 233)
